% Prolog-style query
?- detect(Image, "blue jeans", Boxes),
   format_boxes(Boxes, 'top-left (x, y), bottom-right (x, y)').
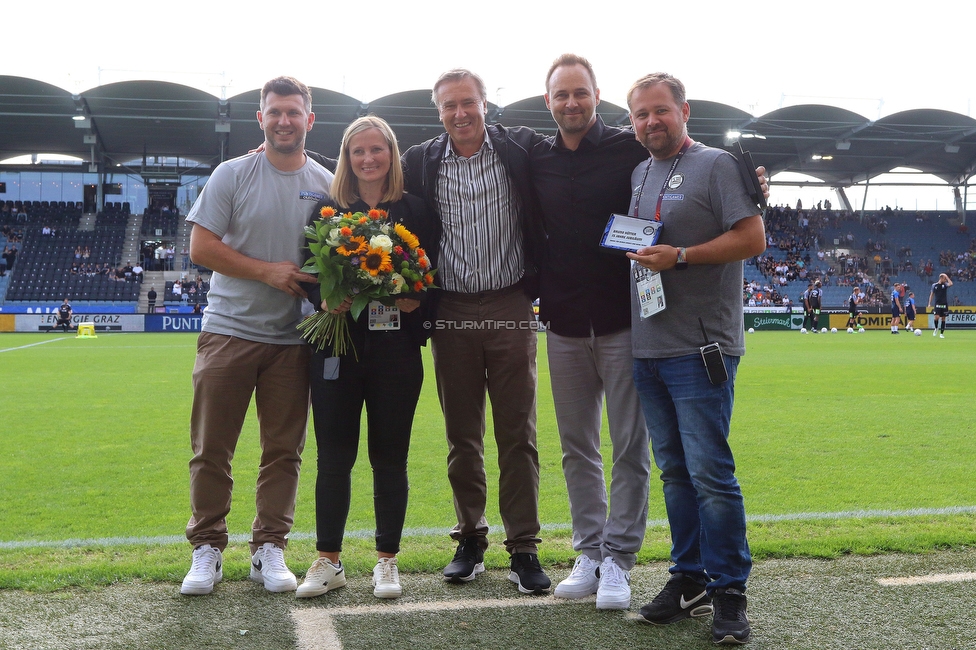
top-left (632, 353), bottom-right (751, 592)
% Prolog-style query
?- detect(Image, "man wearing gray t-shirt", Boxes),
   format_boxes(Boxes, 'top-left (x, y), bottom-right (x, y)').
top-left (179, 76), bottom-right (333, 597)
top-left (624, 73), bottom-right (765, 645)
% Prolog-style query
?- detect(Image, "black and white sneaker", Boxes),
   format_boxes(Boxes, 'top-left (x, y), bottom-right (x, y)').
top-left (508, 552), bottom-right (551, 594)
top-left (443, 537), bottom-right (485, 583)
top-left (638, 572), bottom-right (712, 625)
top-left (711, 587), bottom-right (751, 645)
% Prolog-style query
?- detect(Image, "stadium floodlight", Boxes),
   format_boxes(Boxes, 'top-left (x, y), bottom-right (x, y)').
top-left (726, 130), bottom-right (742, 139)
top-left (811, 154), bottom-right (833, 161)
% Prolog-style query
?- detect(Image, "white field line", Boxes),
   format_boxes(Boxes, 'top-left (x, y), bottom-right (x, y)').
top-left (877, 572), bottom-right (976, 587)
top-left (0, 337), bottom-right (70, 353)
top-left (291, 595), bottom-right (582, 650)
top-left (3, 505), bottom-right (975, 550)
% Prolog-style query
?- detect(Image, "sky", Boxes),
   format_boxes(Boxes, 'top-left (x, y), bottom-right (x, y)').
top-left (7, 0), bottom-right (976, 209)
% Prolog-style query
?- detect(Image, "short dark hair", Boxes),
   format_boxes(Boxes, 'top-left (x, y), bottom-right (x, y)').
top-left (431, 69), bottom-right (487, 106)
top-left (545, 53), bottom-right (597, 92)
top-left (260, 76), bottom-right (312, 112)
top-left (626, 72), bottom-right (686, 109)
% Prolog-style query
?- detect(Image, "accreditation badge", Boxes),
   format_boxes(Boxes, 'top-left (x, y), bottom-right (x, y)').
top-left (367, 301), bottom-right (400, 330)
top-left (633, 261), bottom-right (666, 319)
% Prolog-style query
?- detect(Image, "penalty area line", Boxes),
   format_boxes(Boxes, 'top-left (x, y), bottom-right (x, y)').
top-left (292, 595), bottom-right (580, 650)
top-left (0, 337), bottom-right (71, 353)
top-left (877, 572), bottom-right (976, 587)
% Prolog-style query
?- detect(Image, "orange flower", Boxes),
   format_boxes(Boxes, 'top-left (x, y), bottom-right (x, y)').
top-left (419, 257), bottom-right (429, 269)
top-left (394, 223), bottom-right (420, 250)
top-left (413, 281), bottom-right (425, 292)
top-left (424, 273), bottom-right (434, 285)
top-left (416, 247), bottom-right (426, 258)
top-left (359, 216), bottom-right (369, 224)
top-left (368, 209), bottom-right (387, 220)
top-left (320, 206), bottom-right (336, 218)
top-left (337, 236), bottom-right (367, 256)
top-left (393, 245), bottom-right (404, 256)
top-left (360, 246), bottom-right (393, 276)
top-left (340, 226), bottom-right (353, 236)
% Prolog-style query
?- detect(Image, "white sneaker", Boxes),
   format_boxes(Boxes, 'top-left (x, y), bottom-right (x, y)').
top-left (372, 557), bottom-right (402, 599)
top-left (554, 554), bottom-right (600, 599)
top-left (595, 557), bottom-right (631, 610)
top-left (249, 542), bottom-right (297, 592)
top-left (296, 557), bottom-right (347, 598)
top-left (933, 329), bottom-right (938, 336)
top-left (940, 333), bottom-right (945, 338)
top-left (181, 544), bottom-right (223, 595)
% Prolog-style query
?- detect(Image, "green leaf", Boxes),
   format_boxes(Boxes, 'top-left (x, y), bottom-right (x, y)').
top-left (350, 292), bottom-right (371, 320)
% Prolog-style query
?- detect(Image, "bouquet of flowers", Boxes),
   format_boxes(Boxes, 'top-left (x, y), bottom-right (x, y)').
top-left (298, 206), bottom-right (436, 356)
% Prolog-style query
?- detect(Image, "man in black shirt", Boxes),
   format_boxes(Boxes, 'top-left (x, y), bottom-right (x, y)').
top-left (529, 54), bottom-right (650, 610)
top-left (808, 281), bottom-right (823, 332)
top-left (928, 273), bottom-right (953, 338)
top-left (801, 283), bottom-right (814, 331)
top-left (846, 286), bottom-right (860, 330)
top-left (147, 286), bottom-right (158, 313)
top-left (54, 298), bottom-right (73, 332)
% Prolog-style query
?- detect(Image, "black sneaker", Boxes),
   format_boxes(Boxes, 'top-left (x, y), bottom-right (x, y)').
top-left (443, 537), bottom-right (485, 583)
top-left (711, 587), bottom-right (751, 645)
top-left (638, 572), bottom-right (712, 625)
top-left (508, 552), bottom-right (551, 594)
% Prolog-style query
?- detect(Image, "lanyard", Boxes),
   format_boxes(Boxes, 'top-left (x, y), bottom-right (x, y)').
top-left (634, 137), bottom-right (694, 222)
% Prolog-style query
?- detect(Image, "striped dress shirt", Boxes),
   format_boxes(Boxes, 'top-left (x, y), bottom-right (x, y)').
top-left (435, 135), bottom-right (524, 293)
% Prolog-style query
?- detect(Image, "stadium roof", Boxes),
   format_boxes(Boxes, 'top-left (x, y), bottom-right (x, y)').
top-left (3, 76), bottom-right (976, 189)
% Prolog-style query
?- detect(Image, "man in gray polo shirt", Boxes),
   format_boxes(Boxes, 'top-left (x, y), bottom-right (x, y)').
top-left (179, 76), bottom-right (333, 597)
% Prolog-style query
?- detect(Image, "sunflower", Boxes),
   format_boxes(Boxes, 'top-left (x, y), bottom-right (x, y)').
top-left (337, 236), bottom-right (367, 257)
top-left (360, 246), bottom-right (393, 276)
top-left (319, 206), bottom-right (336, 219)
top-left (394, 223), bottom-right (420, 250)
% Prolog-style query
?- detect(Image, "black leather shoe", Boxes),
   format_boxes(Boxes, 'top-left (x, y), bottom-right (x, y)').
top-left (508, 552), bottom-right (551, 594)
top-left (443, 537), bottom-right (485, 583)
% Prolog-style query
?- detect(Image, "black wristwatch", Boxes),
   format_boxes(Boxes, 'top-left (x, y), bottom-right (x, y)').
top-left (674, 247), bottom-right (688, 270)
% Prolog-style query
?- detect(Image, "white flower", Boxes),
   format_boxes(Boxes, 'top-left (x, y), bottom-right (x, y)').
top-left (390, 272), bottom-right (405, 294)
top-left (325, 228), bottom-right (341, 246)
top-left (369, 234), bottom-right (393, 253)
top-left (380, 223), bottom-right (391, 235)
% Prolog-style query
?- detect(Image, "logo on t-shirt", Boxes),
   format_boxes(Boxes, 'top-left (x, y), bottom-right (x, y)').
top-left (300, 191), bottom-right (326, 202)
top-left (668, 173), bottom-right (684, 189)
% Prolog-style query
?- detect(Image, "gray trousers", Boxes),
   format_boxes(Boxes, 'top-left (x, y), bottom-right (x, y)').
top-left (546, 327), bottom-right (651, 571)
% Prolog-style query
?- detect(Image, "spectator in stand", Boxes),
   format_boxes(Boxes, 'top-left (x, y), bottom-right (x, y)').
top-left (132, 262), bottom-right (144, 282)
top-left (155, 244), bottom-right (165, 271)
top-left (147, 287), bottom-right (157, 313)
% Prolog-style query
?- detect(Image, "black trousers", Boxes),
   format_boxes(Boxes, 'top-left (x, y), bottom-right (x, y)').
top-left (309, 329), bottom-right (423, 554)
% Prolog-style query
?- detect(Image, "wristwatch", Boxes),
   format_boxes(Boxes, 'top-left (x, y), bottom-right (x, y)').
top-left (674, 247), bottom-right (688, 270)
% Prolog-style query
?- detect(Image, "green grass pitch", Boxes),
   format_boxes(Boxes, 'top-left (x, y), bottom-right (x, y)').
top-left (0, 330), bottom-right (974, 590)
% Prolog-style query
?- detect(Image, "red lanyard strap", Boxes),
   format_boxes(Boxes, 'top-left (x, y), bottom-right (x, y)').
top-left (634, 137), bottom-right (694, 222)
